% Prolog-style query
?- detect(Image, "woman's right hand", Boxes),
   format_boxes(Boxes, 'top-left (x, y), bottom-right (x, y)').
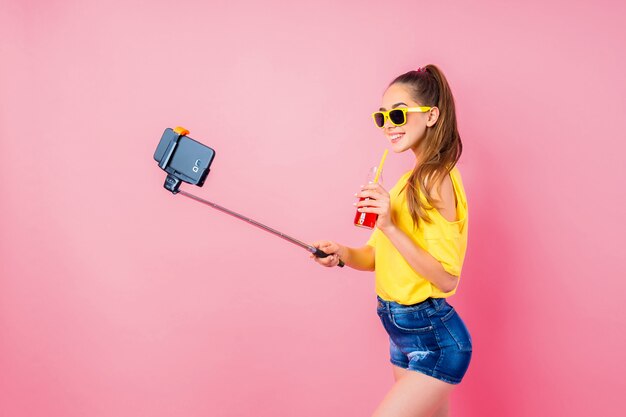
top-left (310, 240), bottom-right (343, 267)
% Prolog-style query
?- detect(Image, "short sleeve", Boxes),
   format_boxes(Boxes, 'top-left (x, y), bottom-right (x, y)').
top-left (423, 224), bottom-right (464, 277)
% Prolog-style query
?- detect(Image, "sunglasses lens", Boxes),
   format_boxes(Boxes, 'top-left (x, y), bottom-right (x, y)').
top-left (389, 109), bottom-right (405, 126)
top-left (374, 113), bottom-right (385, 128)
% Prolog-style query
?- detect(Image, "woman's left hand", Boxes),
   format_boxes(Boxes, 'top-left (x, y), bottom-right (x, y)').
top-left (355, 183), bottom-right (394, 231)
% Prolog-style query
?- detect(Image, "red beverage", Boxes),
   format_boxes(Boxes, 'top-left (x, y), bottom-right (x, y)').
top-left (353, 156), bottom-right (386, 229)
top-left (354, 197), bottom-right (378, 228)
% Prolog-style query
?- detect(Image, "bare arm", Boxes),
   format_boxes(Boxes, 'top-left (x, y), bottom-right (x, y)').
top-left (310, 242), bottom-right (375, 271)
top-left (338, 244), bottom-right (375, 271)
top-left (378, 225), bottom-right (458, 292)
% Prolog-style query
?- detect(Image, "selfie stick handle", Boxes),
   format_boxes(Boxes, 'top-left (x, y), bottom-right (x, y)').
top-left (177, 190), bottom-right (345, 267)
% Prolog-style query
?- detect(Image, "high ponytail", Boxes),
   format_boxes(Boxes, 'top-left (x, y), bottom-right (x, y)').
top-left (390, 64), bottom-right (463, 228)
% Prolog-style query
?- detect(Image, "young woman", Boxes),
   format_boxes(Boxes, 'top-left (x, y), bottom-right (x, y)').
top-left (311, 65), bottom-right (472, 417)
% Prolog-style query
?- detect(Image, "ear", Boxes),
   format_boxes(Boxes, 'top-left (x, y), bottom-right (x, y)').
top-left (426, 107), bottom-right (440, 127)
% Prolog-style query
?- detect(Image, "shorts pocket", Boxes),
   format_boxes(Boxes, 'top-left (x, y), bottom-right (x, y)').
top-left (390, 312), bottom-right (434, 333)
top-left (441, 308), bottom-right (472, 352)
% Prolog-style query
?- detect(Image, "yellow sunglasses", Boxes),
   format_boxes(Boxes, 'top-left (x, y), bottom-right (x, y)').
top-left (372, 106), bottom-right (432, 128)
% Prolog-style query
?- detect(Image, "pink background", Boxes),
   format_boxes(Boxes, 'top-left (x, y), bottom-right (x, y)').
top-left (1, 1), bottom-right (624, 416)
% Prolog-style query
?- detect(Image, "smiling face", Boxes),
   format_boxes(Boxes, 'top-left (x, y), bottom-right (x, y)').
top-left (379, 83), bottom-right (439, 158)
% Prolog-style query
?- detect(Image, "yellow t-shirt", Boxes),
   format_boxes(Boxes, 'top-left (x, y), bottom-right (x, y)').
top-left (366, 166), bottom-right (468, 305)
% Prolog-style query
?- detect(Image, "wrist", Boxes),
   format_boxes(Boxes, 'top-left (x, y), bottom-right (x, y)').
top-left (379, 223), bottom-right (398, 237)
top-left (337, 244), bottom-right (347, 261)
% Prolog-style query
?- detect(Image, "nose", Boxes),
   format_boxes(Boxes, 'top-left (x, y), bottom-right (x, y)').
top-left (382, 114), bottom-right (395, 129)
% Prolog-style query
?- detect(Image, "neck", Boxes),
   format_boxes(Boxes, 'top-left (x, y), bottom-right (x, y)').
top-left (411, 142), bottom-right (426, 166)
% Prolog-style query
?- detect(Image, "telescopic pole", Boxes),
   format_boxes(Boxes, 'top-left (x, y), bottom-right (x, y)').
top-left (177, 190), bottom-right (345, 267)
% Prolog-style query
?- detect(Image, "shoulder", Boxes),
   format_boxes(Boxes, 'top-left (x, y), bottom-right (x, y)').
top-left (429, 171), bottom-right (457, 222)
top-left (390, 171), bottom-right (413, 195)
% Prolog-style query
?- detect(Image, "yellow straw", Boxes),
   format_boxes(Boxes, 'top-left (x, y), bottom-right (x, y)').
top-left (373, 149), bottom-right (388, 183)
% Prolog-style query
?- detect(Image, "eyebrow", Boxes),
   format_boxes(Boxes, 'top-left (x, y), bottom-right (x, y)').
top-left (379, 102), bottom-right (408, 111)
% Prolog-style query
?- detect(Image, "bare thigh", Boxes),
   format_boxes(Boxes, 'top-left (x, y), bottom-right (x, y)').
top-left (392, 365), bottom-right (409, 381)
top-left (376, 365), bottom-right (453, 417)
top-left (431, 399), bottom-right (449, 417)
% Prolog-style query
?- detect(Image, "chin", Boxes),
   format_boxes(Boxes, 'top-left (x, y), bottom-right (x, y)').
top-left (391, 142), bottom-right (411, 153)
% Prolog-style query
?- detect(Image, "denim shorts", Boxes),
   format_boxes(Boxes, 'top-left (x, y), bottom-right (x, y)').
top-left (376, 296), bottom-right (472, 385)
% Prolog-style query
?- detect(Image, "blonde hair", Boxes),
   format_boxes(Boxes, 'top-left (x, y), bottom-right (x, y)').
top-left (390, 64), bottom-right (463, 228)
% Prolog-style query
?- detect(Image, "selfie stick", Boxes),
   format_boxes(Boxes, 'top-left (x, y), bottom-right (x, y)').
top-left (177, 190), bottom-right (345, 267)
top-left (155, 126), bottom-right (344, 267)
